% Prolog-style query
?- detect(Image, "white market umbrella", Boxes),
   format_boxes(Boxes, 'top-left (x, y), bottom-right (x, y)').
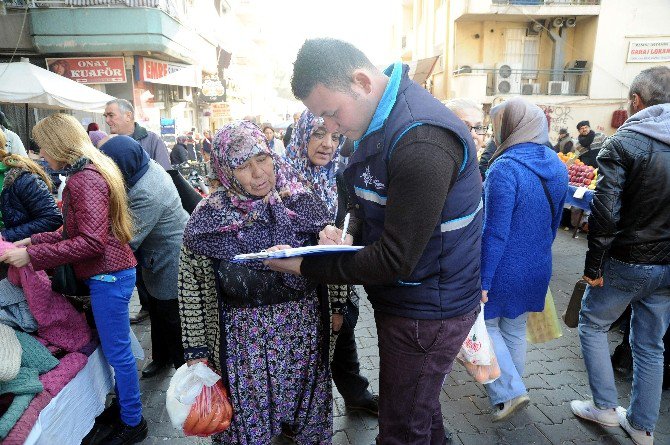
top-left (0, 59), bottom-right (116, 111)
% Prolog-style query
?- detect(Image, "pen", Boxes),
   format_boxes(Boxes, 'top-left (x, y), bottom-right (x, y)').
top-left (341, 213), bottom-right (350, 243)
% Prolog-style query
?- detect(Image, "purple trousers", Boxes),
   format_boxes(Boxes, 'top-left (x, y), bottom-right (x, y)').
top-left (375, 308), bottom-right (478, 445)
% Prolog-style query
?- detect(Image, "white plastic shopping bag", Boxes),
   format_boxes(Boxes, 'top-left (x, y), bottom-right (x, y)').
top-left (165, 362), bottom-right (233, 436)
top-left (456, 303), bottom-right (501, 384)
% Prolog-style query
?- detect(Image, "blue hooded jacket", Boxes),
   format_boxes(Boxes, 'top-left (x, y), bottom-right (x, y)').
top-left (481, 142), bottom-right (568, 320)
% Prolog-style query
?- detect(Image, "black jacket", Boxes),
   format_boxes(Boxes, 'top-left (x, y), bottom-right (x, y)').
top-left (585, 129), bottom-right (670, 278)
top-left (1, 171), bottom-right (62, 242)
top-left (170, 143), bottom-right (189, 165)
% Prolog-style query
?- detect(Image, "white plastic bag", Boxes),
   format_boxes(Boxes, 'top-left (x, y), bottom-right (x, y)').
top-left (166, 363), bottom-right (220, 428)
top-left (456, 303), bottom-right (501, 384)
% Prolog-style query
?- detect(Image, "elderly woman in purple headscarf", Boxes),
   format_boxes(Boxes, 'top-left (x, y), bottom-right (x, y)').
top-left (177, 120), bottom-right (333, 444)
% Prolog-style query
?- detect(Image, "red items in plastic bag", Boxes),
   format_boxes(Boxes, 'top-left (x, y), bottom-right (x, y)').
top-left (166, 362), bottom-right (233, 437)
top-left (183, 379), bottom-right (233, 437)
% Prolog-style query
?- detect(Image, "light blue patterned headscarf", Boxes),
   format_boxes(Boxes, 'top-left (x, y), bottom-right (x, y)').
top-left (285, 109), bottom-right (345, 217)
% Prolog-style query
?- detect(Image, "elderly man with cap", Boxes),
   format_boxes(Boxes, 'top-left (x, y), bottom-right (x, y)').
top-left (574, 120), bottom-right (606, 166)
top-left (553, 128), bottom-right (575, 154)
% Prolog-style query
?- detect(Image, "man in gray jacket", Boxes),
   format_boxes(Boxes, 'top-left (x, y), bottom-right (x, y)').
top-left (104, 99), bottom-right (171, 170)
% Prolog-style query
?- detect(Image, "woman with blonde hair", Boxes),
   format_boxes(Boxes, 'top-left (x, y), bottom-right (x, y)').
top-left (0, 128), bottom-right (62, 243)
top-left (0, 114), bottom-right (147, 445)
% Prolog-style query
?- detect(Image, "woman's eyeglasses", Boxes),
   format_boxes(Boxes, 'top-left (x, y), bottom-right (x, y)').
top-left (312, 131), bottom-right (341, 142)
top-left (469, 125), bottom-right (488, 135)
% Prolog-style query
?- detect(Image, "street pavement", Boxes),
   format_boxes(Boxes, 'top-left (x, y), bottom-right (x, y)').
top-left (129, 229), bottom-right (670, 444)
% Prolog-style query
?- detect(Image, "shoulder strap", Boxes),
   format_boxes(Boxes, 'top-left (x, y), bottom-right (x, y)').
top-left (539, 177), bottom-right (555, 217)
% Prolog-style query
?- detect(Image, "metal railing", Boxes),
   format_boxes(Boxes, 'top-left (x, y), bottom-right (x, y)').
top-left (5, 0), bottom-right (187, 22)
top-left (492, 0), bottom-right (600, 5)
top-left (453, 67), bottom-right (591, 95)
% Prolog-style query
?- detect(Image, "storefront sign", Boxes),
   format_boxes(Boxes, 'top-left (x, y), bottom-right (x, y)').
top-left (160, 118), bottom-right (176, 135)
top-left (136, 56), bottom-right (201, 88)
top-left (627, 39), bottom-right (670, 63)
top-left (199, 75), bottom-right (226, 103)
top-left (209, 103), bottom-right (231, 119)
top-left (45, 57), bottom-right (126, 84)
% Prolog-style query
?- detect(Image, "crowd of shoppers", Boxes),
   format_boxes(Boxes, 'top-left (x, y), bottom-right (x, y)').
top-left (0, 38), bottom-right (668, 445)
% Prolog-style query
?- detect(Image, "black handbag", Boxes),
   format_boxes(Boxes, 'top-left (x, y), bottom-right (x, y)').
top-left (51, 196), bottom-right (90, 297)
top-left (562, 279), bottom-right (587, 328)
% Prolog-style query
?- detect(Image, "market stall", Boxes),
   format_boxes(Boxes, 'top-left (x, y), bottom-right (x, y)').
top-left (0, 58), bottom-right (115, 143)
top-left (558, 152), bottom-right (596, 237)
top-left (0, 58), bottom-right (115, 110)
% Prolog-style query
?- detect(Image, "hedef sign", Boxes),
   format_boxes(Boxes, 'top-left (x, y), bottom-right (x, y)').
top-left (46, 57), bottom-right (127, 84)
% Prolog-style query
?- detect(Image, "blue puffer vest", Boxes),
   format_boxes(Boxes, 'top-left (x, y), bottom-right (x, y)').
top-left (343, 63), bottom-right (482, 320)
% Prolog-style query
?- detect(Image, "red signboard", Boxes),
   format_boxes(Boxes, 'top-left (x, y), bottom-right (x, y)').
top-left (136, 56), bottom-right (201, 88)
top-left (45, 57), bottom-right (127, 84)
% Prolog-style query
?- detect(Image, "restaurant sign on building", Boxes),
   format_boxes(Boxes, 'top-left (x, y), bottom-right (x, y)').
top-left (45, 57), bottom-right (127, 84)
top-left (627, 39), bottom-right (670, 63)
top-left (135, 56), bottom-right (202, 88)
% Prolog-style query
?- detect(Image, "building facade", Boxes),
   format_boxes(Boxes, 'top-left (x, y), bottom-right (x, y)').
top-left (400, 0), bottom-right (670, 138)
top-left (0, 0), bottom-right (233, 142)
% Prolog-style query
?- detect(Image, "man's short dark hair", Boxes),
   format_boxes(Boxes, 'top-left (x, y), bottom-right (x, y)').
top-left (291, 38), bottom-right (377, 100)
top-left (629, 66), bottom-right (670, 107)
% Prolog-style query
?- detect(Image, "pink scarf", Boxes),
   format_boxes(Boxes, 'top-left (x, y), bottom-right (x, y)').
top-left (0, 241), bottom-right (91, 352)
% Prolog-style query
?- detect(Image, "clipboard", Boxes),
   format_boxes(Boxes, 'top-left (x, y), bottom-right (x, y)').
top-left (232, 245), bottom-right (363, 262)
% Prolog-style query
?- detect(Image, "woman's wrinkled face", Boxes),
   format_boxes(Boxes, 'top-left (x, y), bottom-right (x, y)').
top-left (307, 127), bottom-right (340, 166)
top-left (457, 109), bottom-right (485, 150)
top-left (232, 153), bottom-right (276, 197)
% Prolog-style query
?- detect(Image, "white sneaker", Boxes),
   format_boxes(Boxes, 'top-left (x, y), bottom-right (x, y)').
top-left (492, 394), bottom-right (530, 422)
top-left (616, 407), bottom-right (654, 445)
top-left (570, 400), bottom-right (619, 427)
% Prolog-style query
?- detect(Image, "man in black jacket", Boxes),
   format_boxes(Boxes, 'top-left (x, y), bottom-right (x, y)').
top-left (570, 66), bottom-right (670, 445)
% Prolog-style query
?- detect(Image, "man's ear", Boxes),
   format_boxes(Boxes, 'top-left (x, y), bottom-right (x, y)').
top-left (351, 69), bottom-right (373, 95)
top-left (632, 93), bottom-right (646, 113)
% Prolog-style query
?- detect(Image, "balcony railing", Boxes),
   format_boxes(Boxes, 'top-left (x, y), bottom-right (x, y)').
top-left (6, 0), bottom-right (186, 22)
top-left (453, 67), bottom-right (591, 96)
top-left (492, 0), bottom-right (600, 5)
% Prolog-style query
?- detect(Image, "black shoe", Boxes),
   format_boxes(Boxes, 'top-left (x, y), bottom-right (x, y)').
top-left (130, 308), bottom-right (150, 324)
top-left (141, 360), bottom-right (168, 378)
top-left (345, 394), bottom-right (379, 416)
top-left (100, 418), bottom-right (148, 445)
top-left (96, 398), bottom-right (120, 424)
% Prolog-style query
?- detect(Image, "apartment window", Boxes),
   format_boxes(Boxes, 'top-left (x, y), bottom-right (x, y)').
top-left (503, 28), bottom-right (539, 79)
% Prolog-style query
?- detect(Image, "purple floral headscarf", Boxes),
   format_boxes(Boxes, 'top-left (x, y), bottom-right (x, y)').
top-left (285, 109), bottom-right (345, 218)
top-left (183, 121), bottom-right (330, 288)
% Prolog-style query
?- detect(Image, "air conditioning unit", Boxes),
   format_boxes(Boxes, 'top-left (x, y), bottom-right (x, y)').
top-left (548, 81), bottom-right (570, 95)
top-left (521, 83), bottom-right (540, 95)
top-left (495, 63), bottom-right (522, 95)
top-left (455, 64), bottom-right (484, 74)
top-left (527, 19), bottom-right (545, 36)
top-left (551, 17), bottom-right (565, 28)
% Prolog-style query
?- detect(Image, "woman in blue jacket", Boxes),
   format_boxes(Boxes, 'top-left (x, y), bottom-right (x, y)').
top-left (0, 129), bottom-right (62, 243)
top-left (481, 97), bottom-right (568, 422)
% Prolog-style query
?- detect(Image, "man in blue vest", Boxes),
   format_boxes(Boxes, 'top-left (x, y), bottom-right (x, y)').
top-left (266, 38), bottom-right (482, 445)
